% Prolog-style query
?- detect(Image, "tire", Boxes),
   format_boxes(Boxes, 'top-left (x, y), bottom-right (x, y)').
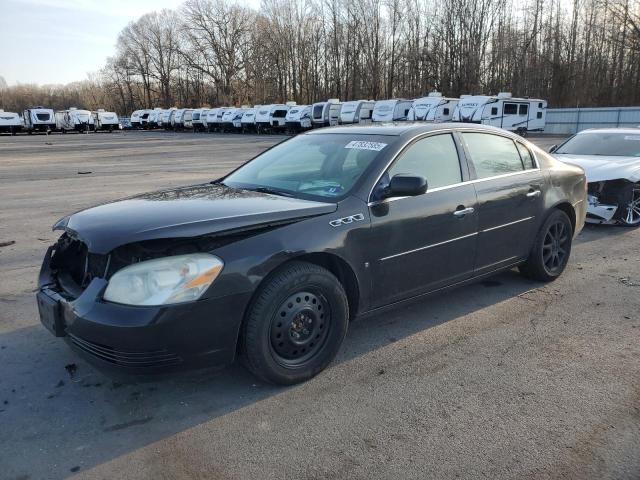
top-left (519, 209), bottom-right (573, 282)
top-left (241, 261), bottom-right (349, 385)
top-left (617, 183), bottom-right (640, 227)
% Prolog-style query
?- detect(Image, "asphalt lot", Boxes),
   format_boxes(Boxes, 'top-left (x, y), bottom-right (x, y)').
top-left (0, 130), bottom-right (639, 480)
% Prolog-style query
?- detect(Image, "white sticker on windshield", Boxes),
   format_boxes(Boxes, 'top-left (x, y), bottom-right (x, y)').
top-left (345, 140), bottom-right (388, 151)
top-left (624, 135), bottom-right (640, 141)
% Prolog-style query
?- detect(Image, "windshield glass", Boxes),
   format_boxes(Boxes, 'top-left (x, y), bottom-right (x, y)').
top-left (556, 132), bottom-right (640, 156)
top-left (223, 134), bottom-right (393, 200)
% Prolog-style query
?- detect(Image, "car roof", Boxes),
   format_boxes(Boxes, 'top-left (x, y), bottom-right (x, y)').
top-left (578, 127), bottom-right (640, 135)
top-left (305, 122), bottom-right (515, 136)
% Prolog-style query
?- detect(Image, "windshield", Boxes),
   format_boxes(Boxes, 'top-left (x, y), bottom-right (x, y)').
top-left (556, 131), bottom-right (640, 156)
top-left (223, 134), bottom-right (393, 200)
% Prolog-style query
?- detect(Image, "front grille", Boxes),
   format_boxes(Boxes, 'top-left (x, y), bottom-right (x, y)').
top-left (68, 333), bottom-right (183, 368)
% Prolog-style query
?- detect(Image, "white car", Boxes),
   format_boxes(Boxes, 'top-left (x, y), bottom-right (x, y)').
top-left (551, 128), bottom-right (640, 226)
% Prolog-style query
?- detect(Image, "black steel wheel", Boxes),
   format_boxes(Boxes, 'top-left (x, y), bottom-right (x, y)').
top-left (519, 209), bottom-right (573, 282)
top-left (241, 261), bottom-right (349, 385)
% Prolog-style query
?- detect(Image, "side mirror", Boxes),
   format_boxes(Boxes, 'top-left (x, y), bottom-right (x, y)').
top-left (385, 174), bottom-right (428, 198)
top-left (548, 145), bottom-right (558, 153)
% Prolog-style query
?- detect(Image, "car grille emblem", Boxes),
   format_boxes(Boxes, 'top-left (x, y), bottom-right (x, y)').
top-left (329, 214), bottom-right (365, 227)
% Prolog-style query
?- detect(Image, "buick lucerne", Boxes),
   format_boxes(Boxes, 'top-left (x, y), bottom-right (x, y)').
top-left (37, 124), bottom-right (587, 384)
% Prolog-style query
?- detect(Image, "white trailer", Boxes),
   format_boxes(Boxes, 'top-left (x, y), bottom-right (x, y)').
top-left (338, 100), bottom-right (375, 124)
top-left (311, 99), bottom-right (341, 128)
top-left (231, 108), bottom-right (248, 130)
top-left (407, 92), bottom-right (459, 122)
top-left (172, 108), bottom-right (189, 130)
top-left (23, 106), bottom-right (56, 133)
top-left (204, 108), bottom-right (220, 132)
top-left (161, 108), bottom-right (177, 129)
top-left (255, 104), bottom-right (292, 133)
top-left (221, 108), bottom-right (242, 132)
top-left (452, 92), bottom-right (547, 134)
top-left (285, 105), bottom-right (312, 133)
top-left (191, 108), bottom-right (209, 132)
top-left (144, 108), bottom-right (162, 129)
top-left (240, 107), bottom-right (258, 133)
top-left (130, 109), bottom-right (144, 129)
top-left (92, 109), bottom-right (119, 132)
top-left (183, 109), bottom-right (194, 129)
top-left (0, 110), bottom-right (23, 135)
top-left (372, 99), bottom-right (412, 122)
top-left (55, 108), bottom-right (94, 133)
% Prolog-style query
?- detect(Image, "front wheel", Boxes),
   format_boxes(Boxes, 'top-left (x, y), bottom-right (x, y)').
top-left (618, 184), bottom-right (640, 227)
top-left (241, 261), bottom-right (349, 385)
top-left (519, 209), bottom-right (573, 282)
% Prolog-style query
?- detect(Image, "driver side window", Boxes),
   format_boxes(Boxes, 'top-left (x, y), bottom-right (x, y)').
top-left (387, 134), bottom-right (462, 189)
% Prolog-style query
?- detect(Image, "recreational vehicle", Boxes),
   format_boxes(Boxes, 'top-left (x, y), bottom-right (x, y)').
top-left (452, 92), bottom-right (547, 134)
top-left (285, 105), bottom-right (312, 133)
top-left (161, 108), bottom-right (177, 129)
top-left (55, 108), bottom-right (94, 133)
top-left (338, 100), bottom-right (375, 124)
top-left (210, 107), bottom-right (233, 132)
top-left (372, 99), bottom-right (412, 122)
top-left (255, 104), bottom-right (294, 133)
top-left (311, 99), bottom-right (341, 128)
top-left (204, 108), bottom-right (220, 132)
top-left (240, 107), bottom-right (258, 133)
top-left (130, 110), bottom-right (145, 129)
top-left (230, 108), bottom-right (247, 131)
top-left (407, 93), bottom-right (459, 122)
top-left (183, 109), bottom-right (194, 129)
top-left (171, 108), bottom-right (189, 130)
top-left (92, 109), bottom-right (119, 132)
top-left (23, 106), bottom-right (56, 133)
top-left (0, 110), bottom-right (23, 135)
top-left (191, 108), bottom-right (209, 132)
top-left (220, 108), bottom-right (242, 131)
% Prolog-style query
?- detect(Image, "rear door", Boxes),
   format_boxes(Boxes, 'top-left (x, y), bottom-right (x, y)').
top-left (367, 133), bottom-right (478, 306)
top-left (459, 132), bottom-right (545, 275)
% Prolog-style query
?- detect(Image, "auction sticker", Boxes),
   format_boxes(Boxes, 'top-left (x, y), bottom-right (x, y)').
top-left (345, 141), bottom-right (388, 151)
top-left (624, 135), bottom-right (640, 141)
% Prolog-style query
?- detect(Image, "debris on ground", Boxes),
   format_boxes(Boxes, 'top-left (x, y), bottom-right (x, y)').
top-left (0, 240), bottom-right (16, 248)
top-left (619, 277), bottom-right (640, 287)
top-left (64, 363), bottom-right (78, 378)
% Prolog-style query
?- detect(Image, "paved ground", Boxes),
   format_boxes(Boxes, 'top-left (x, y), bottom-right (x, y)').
top-left (0, 131), bottom-right (638, 480)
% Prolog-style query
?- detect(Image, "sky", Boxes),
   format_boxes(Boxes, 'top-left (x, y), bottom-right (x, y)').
top-left (0, 0), bottom-right (259, 86)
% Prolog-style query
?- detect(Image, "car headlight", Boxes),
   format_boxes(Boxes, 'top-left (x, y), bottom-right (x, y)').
top-left (103, 254), bottom-right (224, 306)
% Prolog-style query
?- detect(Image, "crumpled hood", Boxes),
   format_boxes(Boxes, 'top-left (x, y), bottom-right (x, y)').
top-left (554, 154), bottom-right (640, 183)
top-left (55, 183), bottom-right (337, 254)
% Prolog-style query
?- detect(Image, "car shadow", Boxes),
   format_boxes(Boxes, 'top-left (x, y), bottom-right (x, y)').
top-left (0, 269), bottom-right (543, 479)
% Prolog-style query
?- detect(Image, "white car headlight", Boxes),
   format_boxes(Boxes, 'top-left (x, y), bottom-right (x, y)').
top-left (103, 254), bottom-right (224, 306)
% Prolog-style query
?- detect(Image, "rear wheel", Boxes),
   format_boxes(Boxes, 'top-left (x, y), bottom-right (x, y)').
top-left (241, 261), bottom-right (349, 385)
top-left (519, 209), bottom-right (573, 282)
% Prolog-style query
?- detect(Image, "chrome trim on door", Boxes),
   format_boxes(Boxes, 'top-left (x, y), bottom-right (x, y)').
top-left (480, 216), bottom-right (534, 233)
top-left (379, 232), bottom-right (478, 261)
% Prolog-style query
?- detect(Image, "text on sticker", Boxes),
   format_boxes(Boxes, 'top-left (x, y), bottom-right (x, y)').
top-left (624, 136), bottom-right (640, 141)
top-left (345, 141), bottom-right (388, 151)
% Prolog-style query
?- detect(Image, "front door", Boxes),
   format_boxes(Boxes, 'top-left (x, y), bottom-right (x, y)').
top-left (367, 133), bottom-right (478, 307)
top-left (459, 132), bottom-right (545, 275)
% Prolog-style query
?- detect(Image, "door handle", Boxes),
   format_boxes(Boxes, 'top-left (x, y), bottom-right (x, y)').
top-left (453, 207), bottom-right (475, 217)
top-left (526, 189), bottom-right (541, 198)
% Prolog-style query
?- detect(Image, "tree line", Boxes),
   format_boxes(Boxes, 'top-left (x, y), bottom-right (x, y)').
top-left (1, 0), bottom-right (639, 115)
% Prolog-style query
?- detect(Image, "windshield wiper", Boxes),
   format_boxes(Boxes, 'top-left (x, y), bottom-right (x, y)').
top-left (248, 186), bottom-right (295, 197)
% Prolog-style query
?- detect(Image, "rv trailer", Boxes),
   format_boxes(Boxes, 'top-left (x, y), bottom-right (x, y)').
top-left (171, 108), bottom-right (188, 130)
top-left (372, 99), bottom-right (412, 122)
top-left (285, 105), bottom-right (312, 133)
top-left (204, 108), bottom-right (220, 132)
top-left (452, 92), bottom-right (547, 134)
top-left (240, 107), bottom-right (258, 133)
top-left (191, 108), bottom-right (209, 132)
top-left (130, 109), bottom-right (145, 129)
top-left (211, 107), bottom-right (233, 132)
top-left (407, 92), bottom-right (459, 122)
top-left (161, 108), bottom-right (177, 129)
top-left (183, 109), bottom-right (194, 130)
top-left (221, 108), bottom-right (245, 132)
top-left (338, 100), bottom-right (375, 124)
top-left (92, 109), bottom-right (119, 132)
top-left (0, 110), bottom-right (23, 135)
top-left (311, 99), bottom-right (341, 128)
top-left (55, 108), bottom-right (94, 133)
top-left (231, 108), bottom-right (248, 131)
top-left (23, 106), bottom-right (56, 134)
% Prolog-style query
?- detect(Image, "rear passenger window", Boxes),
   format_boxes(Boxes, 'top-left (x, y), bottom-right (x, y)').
top-left (388, 134), bottom-right (461, 189)
top-left (462, 133), bottom-right (524, 178)
top-left (516, 143), bottom-right (536, 169)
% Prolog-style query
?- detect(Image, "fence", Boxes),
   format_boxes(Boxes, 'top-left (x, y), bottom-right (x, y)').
top-left (544, 106), bottom-right (640, 135)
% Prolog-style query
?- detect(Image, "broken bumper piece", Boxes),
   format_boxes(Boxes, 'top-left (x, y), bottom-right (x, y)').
top-left (585, 194), bottom-right (618, 223)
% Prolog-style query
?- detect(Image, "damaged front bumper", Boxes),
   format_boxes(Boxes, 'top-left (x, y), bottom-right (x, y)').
top-left (585, 194), bottom-right (618, 223)
top-left (37, 246), bottom-right (250, 374)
